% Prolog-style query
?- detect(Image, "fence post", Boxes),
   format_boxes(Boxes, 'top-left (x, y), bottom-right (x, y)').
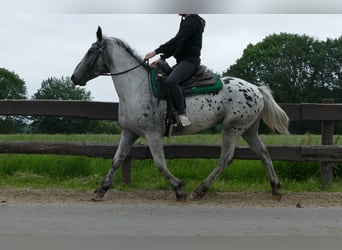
top-left (320, 99), bottom-right (335, 186)
top-left (121, 158), bottom-right (132, 184)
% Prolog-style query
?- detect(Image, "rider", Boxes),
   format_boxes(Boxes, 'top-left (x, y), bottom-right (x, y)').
top-left (144, 14), bottom-right (206, 126)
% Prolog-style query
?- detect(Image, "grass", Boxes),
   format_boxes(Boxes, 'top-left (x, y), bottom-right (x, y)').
top-left (0, 133), bottom-right (341, 192)
top-left (2, 133), bottom-right (340, 145)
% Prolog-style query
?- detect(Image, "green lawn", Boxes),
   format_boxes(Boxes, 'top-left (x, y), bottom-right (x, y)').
top-left (0, 134), bottom-right (341, 192)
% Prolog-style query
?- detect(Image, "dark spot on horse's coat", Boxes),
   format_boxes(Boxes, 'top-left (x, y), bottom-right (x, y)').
top-left (224, 78), bottom-right (233, 84)
top-left (228, 98), bottom-right (232, 102)
top-left (238, 82), bottom-right (245, 86)
top-left (244, 93), bottom-right (253, 102)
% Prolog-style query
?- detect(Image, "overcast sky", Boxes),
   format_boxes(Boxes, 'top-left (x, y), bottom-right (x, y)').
top-left (1, 10), bottom-right (341, 101)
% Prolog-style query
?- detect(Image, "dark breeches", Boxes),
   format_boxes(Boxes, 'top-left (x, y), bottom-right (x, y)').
top-left (166, 60), bottom-right (197, 114)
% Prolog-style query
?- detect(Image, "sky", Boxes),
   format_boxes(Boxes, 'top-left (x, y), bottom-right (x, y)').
top-left (1, 1), bottom-right (341, 102)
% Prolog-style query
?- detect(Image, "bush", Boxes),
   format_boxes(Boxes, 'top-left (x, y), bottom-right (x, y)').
top-left (274, 161), bottom-right (320, 181)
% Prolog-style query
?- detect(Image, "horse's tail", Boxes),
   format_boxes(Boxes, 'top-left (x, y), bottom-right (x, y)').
top-left (258, 85), bottom-right (290, 135)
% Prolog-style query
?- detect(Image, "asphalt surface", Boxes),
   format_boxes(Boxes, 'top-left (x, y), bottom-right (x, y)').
top-left (1, 203), bottom-right (342, 249)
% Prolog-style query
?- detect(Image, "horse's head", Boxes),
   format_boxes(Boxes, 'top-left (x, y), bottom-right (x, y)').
top-left (71, 26), bottom-right (110, 86)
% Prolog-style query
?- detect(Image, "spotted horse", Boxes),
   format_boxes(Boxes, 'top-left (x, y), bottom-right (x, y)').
top-left (71, 27), bottom-right (290, 201)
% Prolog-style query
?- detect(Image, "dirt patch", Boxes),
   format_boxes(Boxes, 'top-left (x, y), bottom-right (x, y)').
top-left (1, 188), bottom-right (342, 207)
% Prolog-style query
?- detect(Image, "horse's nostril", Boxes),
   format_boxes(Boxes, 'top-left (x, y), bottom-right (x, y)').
top-left (71, 75), bottom-right (79, 85)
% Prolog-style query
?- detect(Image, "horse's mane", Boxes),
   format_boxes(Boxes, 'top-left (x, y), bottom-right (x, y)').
top-left (108, 36), bottom-right (150, 71)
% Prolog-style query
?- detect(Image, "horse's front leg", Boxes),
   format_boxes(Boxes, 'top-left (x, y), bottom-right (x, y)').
top-left (93, 130), bottom-right (138, 201)
top-left (145, 133), bottom-right (187, 201)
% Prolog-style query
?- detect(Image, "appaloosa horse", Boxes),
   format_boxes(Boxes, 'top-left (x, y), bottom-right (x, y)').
top-left (71, 27), bottom-right (289, 201)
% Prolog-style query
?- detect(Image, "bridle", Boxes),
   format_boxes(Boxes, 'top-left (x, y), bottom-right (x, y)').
top-left (93, 42), bottom-right (150, 77)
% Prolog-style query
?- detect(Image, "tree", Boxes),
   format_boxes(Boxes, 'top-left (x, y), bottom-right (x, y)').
top-left (31, 77), bottom-right (121, 134)
top-left (30, 77), bottom-right (93, 134)
top-left (86, 120), bottom-right (121, 134)
top-left (0, 68), bottom-right (27, 133)
top-left (319, 37), bottom-right (342, 102)
top-left (225, 33), bottom-right (321, 102)
top-left (0, 68), bottom-right (27, 99)
top-left (224, 33), bottom-right (342, 133)
top-left (33, 76), bottom-right (91, 100)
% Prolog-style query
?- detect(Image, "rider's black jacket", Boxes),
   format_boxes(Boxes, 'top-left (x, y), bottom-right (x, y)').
top-left (155, 14), bottom-right (205, 65)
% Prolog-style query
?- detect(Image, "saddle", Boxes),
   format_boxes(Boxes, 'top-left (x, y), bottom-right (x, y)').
top-left (152, 61), bottom-right (220, 98)
top-left (150, 62), bottom-right (223, 136)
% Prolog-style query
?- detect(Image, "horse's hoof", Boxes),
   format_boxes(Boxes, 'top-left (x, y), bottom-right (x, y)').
top-left (91, 193), bottom-right (105, 202)
top-left (176, 192), bottom-right (187, 202)
top-left (91, 187), bottom-right (108, 202)
top-left (272, 193), bottom-right (282, 201)
top-left (191, 184), bottom-right (208, 200)
top-left (190, 192), bottom-right (203, 200)
top-left (90, 197), bottom-right (103, 202)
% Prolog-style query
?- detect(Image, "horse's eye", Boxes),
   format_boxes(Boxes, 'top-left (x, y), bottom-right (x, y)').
top-left (86, 46), bottom-right (96, 56)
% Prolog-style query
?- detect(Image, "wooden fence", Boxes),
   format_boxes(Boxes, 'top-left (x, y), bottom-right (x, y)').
top-left (0, 99), bottom-right (342, 185)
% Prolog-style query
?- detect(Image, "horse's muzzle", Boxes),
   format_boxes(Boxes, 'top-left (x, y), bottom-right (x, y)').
top-left (71, 74), bottom-right (86, 86)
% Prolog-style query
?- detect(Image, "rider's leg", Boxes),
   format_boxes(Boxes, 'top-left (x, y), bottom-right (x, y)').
top-left (166, 60), bottom-right (196, 125)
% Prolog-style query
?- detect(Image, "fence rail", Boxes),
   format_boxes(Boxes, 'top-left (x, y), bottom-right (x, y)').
top-left (1, 99), bottom-right (342, 121)
top-left (0, 141), bottom-right (341, 162)
top-left (0, 100), bottom-right (341, 185)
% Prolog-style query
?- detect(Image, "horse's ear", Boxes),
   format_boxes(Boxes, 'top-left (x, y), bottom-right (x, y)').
top-left (97, 26), bottom-right (102, 42)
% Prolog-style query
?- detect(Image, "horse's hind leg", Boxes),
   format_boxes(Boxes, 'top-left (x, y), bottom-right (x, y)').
top-left (242, 121), bottom-right (281, 200)
top-left (145, 133), bottom-right (187, 201)
top-left (93, 130), bottom-right (138, 201)
top-left (192, 128), bottom-right (239, 200)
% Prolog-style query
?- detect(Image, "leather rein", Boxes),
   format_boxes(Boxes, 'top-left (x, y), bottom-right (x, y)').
top-left (101, 59), bottom-right (149, 76)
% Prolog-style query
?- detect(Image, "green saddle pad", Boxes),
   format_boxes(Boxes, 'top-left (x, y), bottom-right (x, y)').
top-left (150, 68), bottom-right (223, 98)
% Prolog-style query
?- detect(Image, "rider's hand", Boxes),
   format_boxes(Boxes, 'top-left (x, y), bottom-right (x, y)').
top-left (144, 51), bottom-right (156, 60)
top-left (150, 58), bottom-right (161, 66)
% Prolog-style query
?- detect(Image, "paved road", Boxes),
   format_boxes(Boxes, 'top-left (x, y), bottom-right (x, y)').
top-left (1, 203), bottom-right (342, 249)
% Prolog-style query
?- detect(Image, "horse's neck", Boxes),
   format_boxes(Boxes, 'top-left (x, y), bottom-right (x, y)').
top-left (108, 43), bottom-right (151, 105)
top-left (111, 68), bottom-right (151, 105)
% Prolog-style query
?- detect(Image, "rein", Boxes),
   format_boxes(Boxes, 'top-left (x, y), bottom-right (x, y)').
top-left (101, 59), bottom-right (150, 76)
